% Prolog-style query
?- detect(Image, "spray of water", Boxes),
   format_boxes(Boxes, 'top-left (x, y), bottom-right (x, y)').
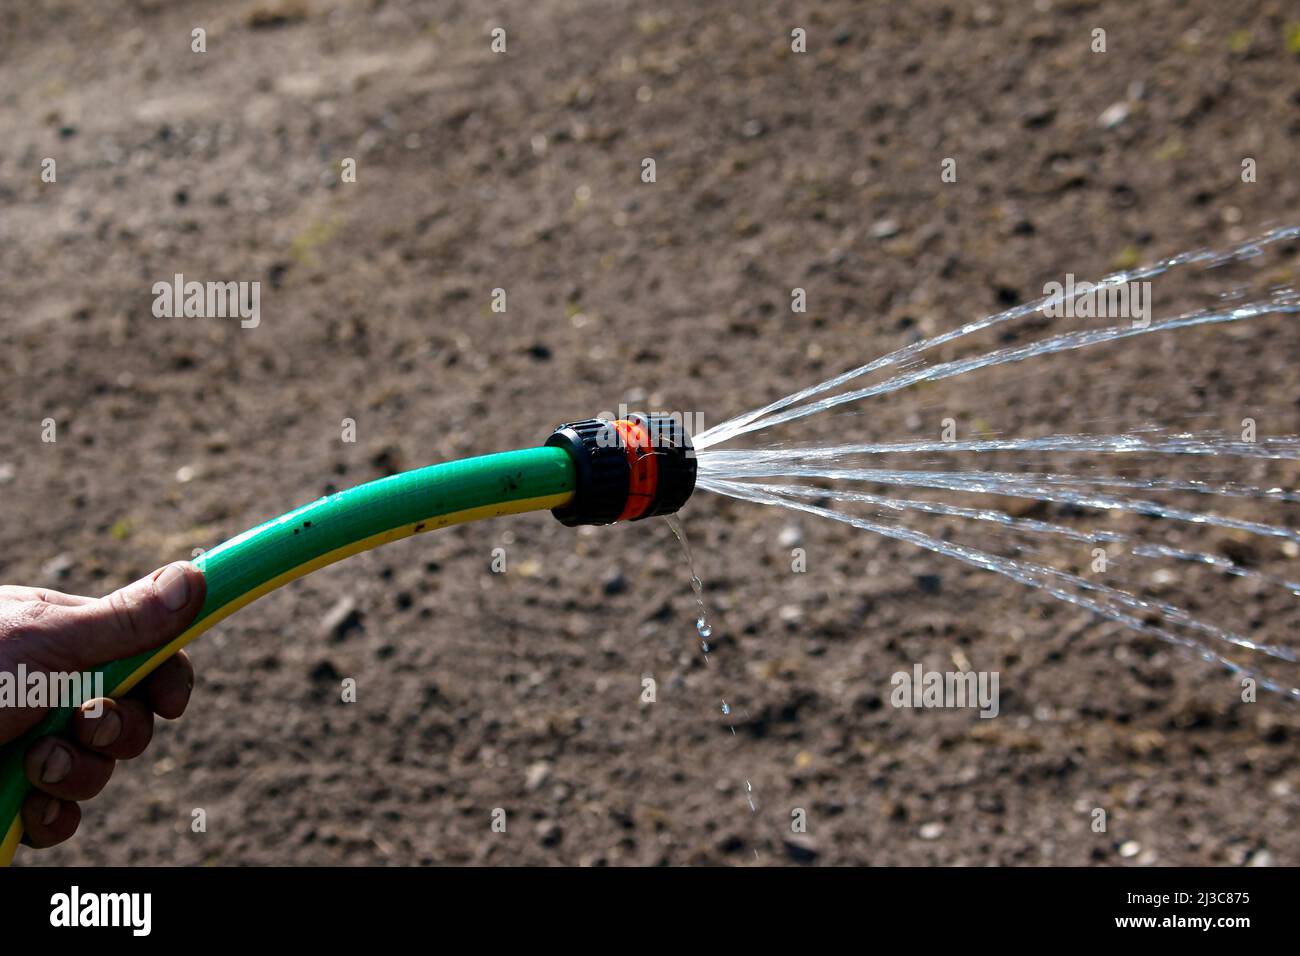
top-left (690, 227), bottom-right (1300, 697)
top-left (694, 226), bottom-right (1300, 449)
top-left (699, 476), bottom-right (1299, 699)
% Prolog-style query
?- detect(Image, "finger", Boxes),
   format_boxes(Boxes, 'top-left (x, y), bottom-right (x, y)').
top-left (23, 737), bottom-right (116, 801)
top-left (73, 697), bottom-right (154, 759)
top-left (20, 793), bottom-right (80, 849)
top-left (40, 562), bottom-right (206, 671)
top-left (0, 585), bottom-right (95, 607)
top-left (136, 650), bottom-right (194, 720)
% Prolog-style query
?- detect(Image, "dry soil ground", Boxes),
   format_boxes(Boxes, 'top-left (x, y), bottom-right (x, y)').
top-left (1, 0), bottom-right (1299, 865)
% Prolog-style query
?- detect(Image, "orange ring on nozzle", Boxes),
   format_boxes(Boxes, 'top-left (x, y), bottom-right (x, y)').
top-left (545, 415), bottom-right (695, 526)
top-left (613, 419), bottom-right (659, 521)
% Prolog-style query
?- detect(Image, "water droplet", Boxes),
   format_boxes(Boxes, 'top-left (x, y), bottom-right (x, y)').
top-left (665, 514), bottom-right (716, 656)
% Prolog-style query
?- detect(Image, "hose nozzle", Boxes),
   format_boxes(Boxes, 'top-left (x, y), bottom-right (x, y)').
top-left (546, 415), bottom-right (696, 526)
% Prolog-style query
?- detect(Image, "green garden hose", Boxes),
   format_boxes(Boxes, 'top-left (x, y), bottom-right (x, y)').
top-left (0, 416), bottom-right (697, 865)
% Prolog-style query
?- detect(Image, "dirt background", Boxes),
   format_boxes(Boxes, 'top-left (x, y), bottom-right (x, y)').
top-left (2, 0), bottom-right (1298, 866)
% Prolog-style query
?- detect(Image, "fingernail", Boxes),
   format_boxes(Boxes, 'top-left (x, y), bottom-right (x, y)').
top-left (42, 798), bottom-right (61, 827)
top-left (155, 563), bottom-right (190, 611)
top-left (90, 708), bottom-right (122, 749)
top-left (41, 745), bottom-right (72, 785)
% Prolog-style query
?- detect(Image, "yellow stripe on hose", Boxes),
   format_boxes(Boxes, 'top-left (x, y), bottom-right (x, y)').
top-left (1, 818), bottom-right (19, 866)
top-left (0, 490), bottom-right (571, 866)
top-left (111, 491), bottom-right (571, 696)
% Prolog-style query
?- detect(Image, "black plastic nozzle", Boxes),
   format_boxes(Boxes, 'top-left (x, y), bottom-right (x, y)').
top-left (546, 419), bottom-right (630, 527)
top-left (545, 415), bottom-right (697, 527)
top-left (632, 414), bottom-right (696, 520)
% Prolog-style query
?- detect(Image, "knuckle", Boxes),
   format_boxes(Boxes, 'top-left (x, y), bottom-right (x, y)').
top-left (0, 601), bottom-right (64, 659)
top-left (105, 589), bottom-right (146, 645)
top-left (4, 621), bottom-right (45, 646)
top-left (23, 599), bottom-right (57, 624)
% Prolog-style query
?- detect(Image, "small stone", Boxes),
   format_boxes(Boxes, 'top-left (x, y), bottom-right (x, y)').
top-left (369, 446), bottom-right (403, 476)
top-left (602, 569), bottom-right (626, 596)
top-left (741, 119), bottom-right (765, 138)
top-left (321, 597), bottom-right (362, 641)
top-left (525, 761), bottom-right (552, 792)
top-left (716, 833), bottom-right (746, 854)
top-left (0, 463), bottom-right (14, 484)
top-left (783, 834), bottom-right (819, 862)
top-left (1022, 102), bottom-right (1056, 129)
top-left (777, 525), bottom-right (803, 548)
top-left (915, 573), bottom-right (942, 595)
top-left (1098, 102), bottom-right (1130, 129)
top-left (871, 218), bottom-right (900, 239)
top-left (309, 659), bottom-right (342, 682)
top-left (1118, 840), bottom-right (1141, 858)
top-left (919, 821), bottom-right (945, 840)
top-left (535, 820), bottom-right (563, 846)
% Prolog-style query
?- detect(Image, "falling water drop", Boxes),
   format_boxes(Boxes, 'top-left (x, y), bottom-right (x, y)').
top-left (664, 514), bottom-right (714, 652)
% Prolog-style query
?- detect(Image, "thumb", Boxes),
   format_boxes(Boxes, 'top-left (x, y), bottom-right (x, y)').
top-left (48, 562), bottom-right (206, 671)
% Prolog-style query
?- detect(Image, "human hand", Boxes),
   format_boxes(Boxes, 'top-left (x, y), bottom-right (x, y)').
top-left (0, 562), bottom-right (204, 848)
